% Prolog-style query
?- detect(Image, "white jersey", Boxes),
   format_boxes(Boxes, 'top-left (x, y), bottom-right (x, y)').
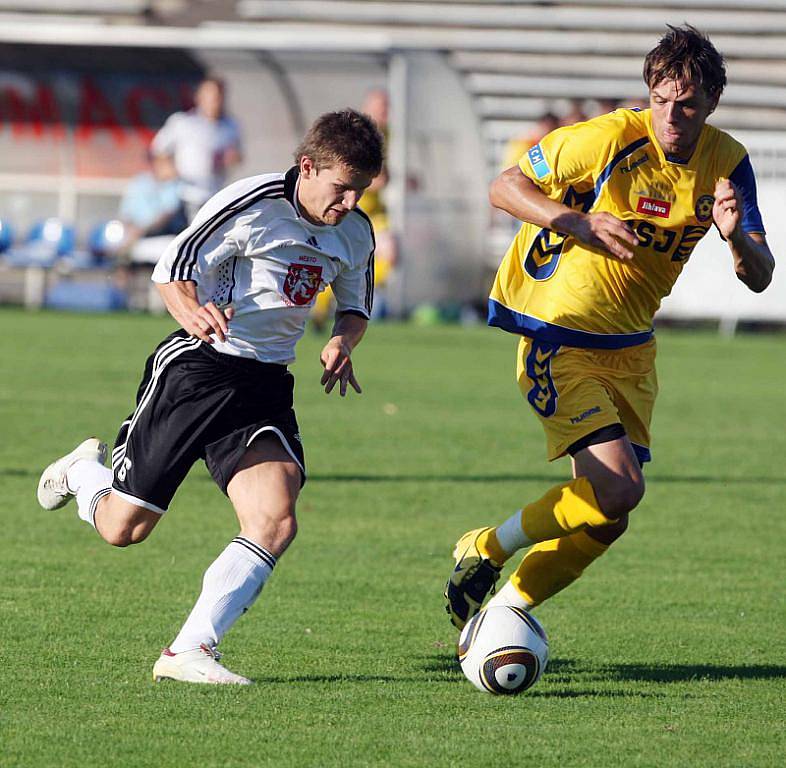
top-left (152, 167), bottom-right (375, 365)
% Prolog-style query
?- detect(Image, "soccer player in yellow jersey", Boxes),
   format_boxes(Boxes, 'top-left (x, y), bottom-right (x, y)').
top-left (445, 25), bottom-right (775, 629)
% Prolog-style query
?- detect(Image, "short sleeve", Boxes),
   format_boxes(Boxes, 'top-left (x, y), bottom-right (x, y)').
top-left (519, 123), bottom-right (605, 196)
top-left (520, 116), bottom-right (627, 198)
top-left (729, 154), bottom-right (766, 235)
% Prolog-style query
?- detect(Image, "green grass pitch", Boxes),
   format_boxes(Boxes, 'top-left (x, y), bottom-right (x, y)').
top-left (1, 307), bottom-right (784, 767)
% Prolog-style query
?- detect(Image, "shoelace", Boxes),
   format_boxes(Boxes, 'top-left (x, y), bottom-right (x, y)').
top-left (199, 644), bottom-right (223, 662)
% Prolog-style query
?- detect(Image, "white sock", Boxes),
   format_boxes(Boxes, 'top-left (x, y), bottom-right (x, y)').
top-left (486, 579), bottom-right (533, 611)
top-left (495, 509), bottom-right (531, 556)
top-left (169, 536), bottom-right (276, 654)
top-left (67, 459), bottom-right (113, 530)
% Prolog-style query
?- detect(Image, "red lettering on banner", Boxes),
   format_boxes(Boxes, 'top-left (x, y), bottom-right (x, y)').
top-left (76, 77), bottom-right (126, 145)
top-left (1, 84), bottom-right (64, 139)
top-left (636, 197), bottom-right (671, 218)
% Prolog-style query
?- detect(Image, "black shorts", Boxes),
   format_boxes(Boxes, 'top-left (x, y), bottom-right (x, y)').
top-left (110, 330), bottom-right (305, 513)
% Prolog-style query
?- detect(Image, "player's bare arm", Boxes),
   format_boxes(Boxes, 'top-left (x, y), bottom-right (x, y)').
top-left (157, 279), bottom-right (235, 344)
top-left (320, 311), bottom-right (368, 396)
top-left (489, 165), bottom-right (638, 261)
top-left (713, 177), bottom-right (775, 293)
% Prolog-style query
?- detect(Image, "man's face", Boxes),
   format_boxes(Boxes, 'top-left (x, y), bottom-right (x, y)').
top-left (298, 158), bottom-right (374, 226)
top-left (649, 79), bottom-right (717, 160)
top-left (196, 81), bottom-right (224, 120)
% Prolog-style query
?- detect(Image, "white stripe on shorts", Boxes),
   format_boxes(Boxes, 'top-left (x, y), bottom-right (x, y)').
top-left (112, 335), bottom-right (203, 471)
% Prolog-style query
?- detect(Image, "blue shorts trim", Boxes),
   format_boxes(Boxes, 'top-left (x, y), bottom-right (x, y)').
top-left (488, 299), bottom-right (654, 350)
top-left (631, 442), bottom-right (652, 466)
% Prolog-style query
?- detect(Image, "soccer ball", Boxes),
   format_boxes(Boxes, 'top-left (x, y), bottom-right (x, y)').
top-left (457, 606), bottom-right (549, 694)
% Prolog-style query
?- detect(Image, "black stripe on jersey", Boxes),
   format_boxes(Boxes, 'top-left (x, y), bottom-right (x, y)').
top-left (365, 252), bottom-right (375, 315)
top-left (178, 181), bottom-right (285, 281)
top-left (353, 206), bottom-right (376, 250)
top-left (352, 206), bottom-right (376, 315)
top-left (170, 179), bottom-right (285, 282)
top-left (227, 256), bottom-right (238, 305)
top-left (233, 536), bottom-right (277, 569)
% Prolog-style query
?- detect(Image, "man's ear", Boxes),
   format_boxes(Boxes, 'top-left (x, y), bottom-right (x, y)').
top-left (300, 155), bottom-right (316, 178)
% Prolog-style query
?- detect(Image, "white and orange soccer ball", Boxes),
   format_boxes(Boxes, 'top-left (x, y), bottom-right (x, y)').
top-left (457, 606), bottom-right (549, 694)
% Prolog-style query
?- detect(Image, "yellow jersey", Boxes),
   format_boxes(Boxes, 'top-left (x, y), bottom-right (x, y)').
top-left (489, 108), bottom-right (765, 349)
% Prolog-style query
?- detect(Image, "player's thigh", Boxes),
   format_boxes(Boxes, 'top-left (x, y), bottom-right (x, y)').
top-left (226, 434), bottom-right (303, 554)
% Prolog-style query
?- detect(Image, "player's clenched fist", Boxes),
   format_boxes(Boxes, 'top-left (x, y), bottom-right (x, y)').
top-left (712, 177), bottom-right (741, 241)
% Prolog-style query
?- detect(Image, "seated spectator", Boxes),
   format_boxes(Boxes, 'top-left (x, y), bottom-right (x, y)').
top-left (119, 153), bottom-right (186, 245)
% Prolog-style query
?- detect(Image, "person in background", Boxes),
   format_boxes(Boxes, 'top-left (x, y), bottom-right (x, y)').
top-left (501, 112), bottom-right (560, 173)
top-left (559, 98), bottom-right (589, 127)
top-left (152, 76), bottom-right (243, 221)
top-left (118, 152), bottom-right (187, 250)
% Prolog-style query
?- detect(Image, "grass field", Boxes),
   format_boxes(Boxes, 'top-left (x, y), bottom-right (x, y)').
top-left (1, 307), bottom-right (784, 768)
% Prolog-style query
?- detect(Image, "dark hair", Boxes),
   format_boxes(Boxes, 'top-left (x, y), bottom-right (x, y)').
top-left (295, 109), bottom-right (384, 176)
top-left (643, 25), bottom-right (726, 101)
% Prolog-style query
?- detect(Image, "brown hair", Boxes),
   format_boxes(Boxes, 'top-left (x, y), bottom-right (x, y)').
top-left (643, 25), bottom-right (726, 101)
top-left (295, 109), bottom-right (384, 177)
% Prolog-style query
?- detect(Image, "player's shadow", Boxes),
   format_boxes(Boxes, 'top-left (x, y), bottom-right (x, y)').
top-left (249, 673), bottom-right (407, 685)
top-left (602, 662), bottom-right (786, 684)
top-left (419, 654), bottom-right (786, 697)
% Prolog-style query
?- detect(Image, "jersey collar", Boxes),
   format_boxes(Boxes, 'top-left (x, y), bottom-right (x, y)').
top-left (284, 165), bottom-right (299, 208)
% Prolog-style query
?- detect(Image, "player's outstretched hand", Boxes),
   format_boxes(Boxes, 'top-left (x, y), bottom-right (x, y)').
top-left (574, 212), bottom-right (638, 261)
top-left (184, 302), bottom-right (235, 344)
top-left (320, 338), bottom-right (361, 396)
top-left (712, 177), bottom-right (741, 241)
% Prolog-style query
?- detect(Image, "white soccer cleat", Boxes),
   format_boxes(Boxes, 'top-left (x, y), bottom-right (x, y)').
top-left (36, 437), bottom-right (108, 510)
top-left (152, 645), bottom-right (252, 685)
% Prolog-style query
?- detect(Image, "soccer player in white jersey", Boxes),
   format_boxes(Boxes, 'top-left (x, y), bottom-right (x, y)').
top-left (37, 109), bottom-right (383, 685)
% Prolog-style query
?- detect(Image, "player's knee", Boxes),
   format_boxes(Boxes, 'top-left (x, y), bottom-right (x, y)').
top-left (103, 522), bottom-right (153, 548)
top-left (598, 475), bottom-right (645, 519)
top-left (276, 513), bottom-right (298, 550)
top-left (242, 506), bottom-right (298, 556)
top-left (98, 503), bottom-right (158, 548)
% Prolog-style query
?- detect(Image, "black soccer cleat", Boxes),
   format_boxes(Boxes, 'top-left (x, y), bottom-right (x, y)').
top-left (444, 527), bottom-right (502, 630)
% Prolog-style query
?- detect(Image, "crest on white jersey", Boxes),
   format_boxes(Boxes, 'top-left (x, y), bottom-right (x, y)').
top-left (283, 263), bottom-right (323, 305)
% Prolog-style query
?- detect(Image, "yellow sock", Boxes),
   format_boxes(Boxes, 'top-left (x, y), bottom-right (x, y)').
top-left (511, 529), bottom-right (610, 607)
top-left (475, 527), bottom-right (508, 565)
top-left (521, 477), bottom-right (613, 543)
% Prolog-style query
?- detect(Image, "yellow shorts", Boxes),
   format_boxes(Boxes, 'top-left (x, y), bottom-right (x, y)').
top-left (516, 336), bottom-right (658, 464)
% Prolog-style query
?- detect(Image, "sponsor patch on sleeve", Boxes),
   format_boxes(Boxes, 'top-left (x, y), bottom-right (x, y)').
top-left (527, 143), bottom-right (551, 180)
